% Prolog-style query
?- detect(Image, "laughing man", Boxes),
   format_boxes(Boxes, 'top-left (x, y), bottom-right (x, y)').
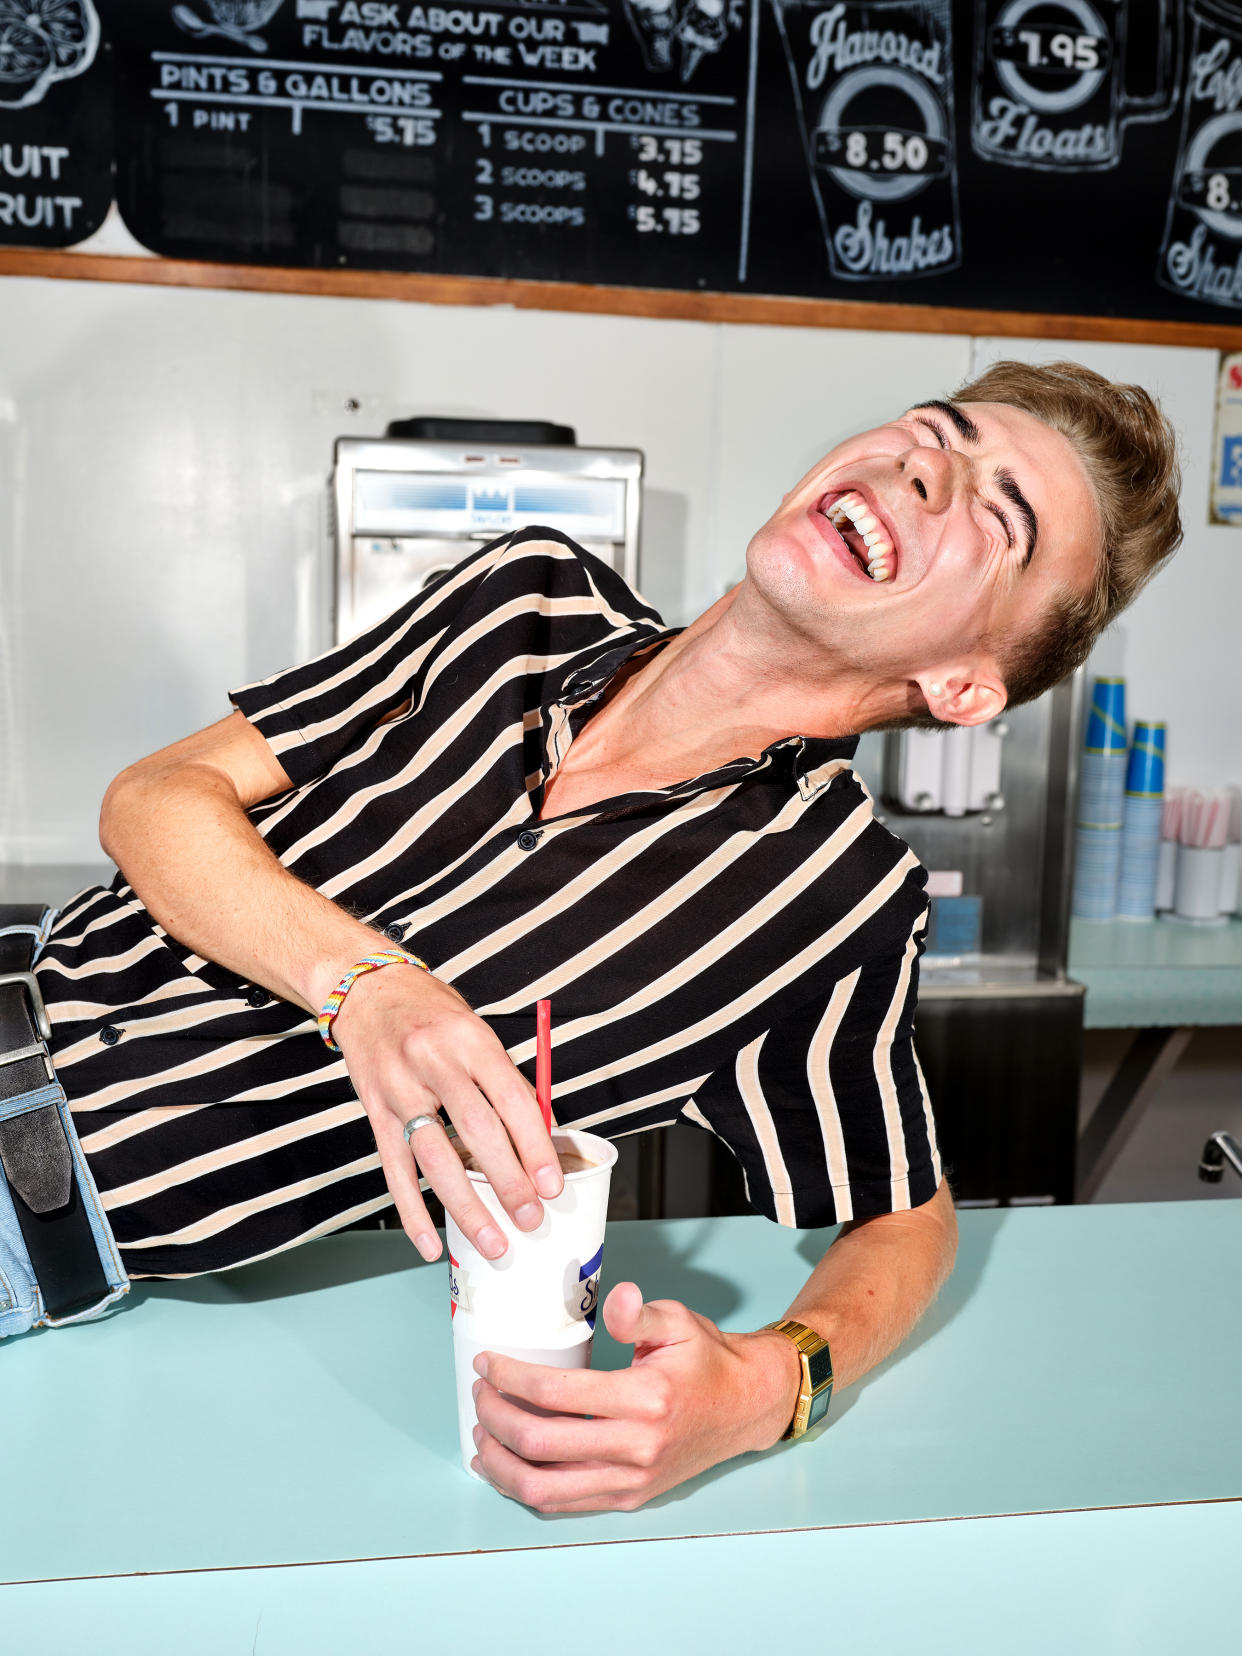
top-left (25, 359), bottom-right (1181, 1510)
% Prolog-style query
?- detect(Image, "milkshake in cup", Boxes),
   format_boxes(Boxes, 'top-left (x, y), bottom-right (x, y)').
top-left (444, 1128), bottom-right (617, 1477)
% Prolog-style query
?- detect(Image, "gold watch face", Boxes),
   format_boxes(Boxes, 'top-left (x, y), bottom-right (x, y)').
top-left (768, 1320), bottom-right (833, 1439)
top-left (806, 1382), bottom-right (833, 1431)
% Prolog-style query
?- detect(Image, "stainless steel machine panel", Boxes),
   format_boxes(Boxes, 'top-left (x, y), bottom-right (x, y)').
top-left (853, 672), bottom-right (1084, 980)
top-left (333, 437), bottom-right (642, 643)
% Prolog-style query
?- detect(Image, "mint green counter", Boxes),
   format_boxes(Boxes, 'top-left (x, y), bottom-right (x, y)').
top-left (9, 1505), bottom-right (1241, 1656)
top-left (3, 1204), bottom-right (1240, 1652)
top-left (1070, 916), bottom-right (1242, 1028)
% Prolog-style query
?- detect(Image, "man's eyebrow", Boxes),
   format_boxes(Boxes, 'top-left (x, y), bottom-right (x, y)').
top-left (996, 467), bottom-right (1038, 566)
top-left (912, 400), bottom-right (1038, 564)
top-left (914, 399), bottom-right (981, 445)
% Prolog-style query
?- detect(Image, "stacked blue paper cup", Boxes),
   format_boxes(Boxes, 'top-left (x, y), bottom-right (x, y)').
top-left (1117, 722), bottom-right (1166, 920)
top-left (1072, 677), bottom-right (1127, 920)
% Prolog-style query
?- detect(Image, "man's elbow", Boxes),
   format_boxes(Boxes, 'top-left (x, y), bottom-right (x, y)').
top-left (836, 1176), bottom-right (958, 1279)
top-left (99, 752), bottom-right (184, 861)
top-left (99, 762), bottom-right (145, 862)
top-left (929, 1177), bottom-right (958, 1284)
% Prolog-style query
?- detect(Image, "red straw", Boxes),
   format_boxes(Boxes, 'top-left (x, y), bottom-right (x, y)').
top-left (536, 999), bottom-right (553, 1132)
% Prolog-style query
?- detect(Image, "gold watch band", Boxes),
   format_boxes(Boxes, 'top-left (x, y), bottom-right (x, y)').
top-left (765, 1318), bottom-right (834, 1440)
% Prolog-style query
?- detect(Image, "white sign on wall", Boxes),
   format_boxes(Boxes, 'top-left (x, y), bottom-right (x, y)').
top-left (1211, 351), bottom-right (1242, 524)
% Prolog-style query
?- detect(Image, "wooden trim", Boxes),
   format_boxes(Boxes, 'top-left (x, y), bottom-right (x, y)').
top-left (4, 246), bottom-right (1242, 348)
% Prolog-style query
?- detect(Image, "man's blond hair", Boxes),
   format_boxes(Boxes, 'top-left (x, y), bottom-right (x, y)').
top-left (956, 358), bottom-right (1183, 710)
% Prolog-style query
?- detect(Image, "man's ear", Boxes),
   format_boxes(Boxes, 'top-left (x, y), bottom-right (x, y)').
top-left (914, 668), bottom-right (1008, 727)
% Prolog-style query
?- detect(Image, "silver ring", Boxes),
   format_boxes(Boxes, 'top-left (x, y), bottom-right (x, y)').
top-left (403, 1113), bottom-right (441, 1146)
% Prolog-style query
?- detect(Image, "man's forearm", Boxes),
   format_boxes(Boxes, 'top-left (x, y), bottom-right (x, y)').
top-left (747, 1179), bottom-right (958, 1436)
top-left (781, 1179), bottom-right (958, 1392)
top-left (100, 756), bottom-right (379, 1012)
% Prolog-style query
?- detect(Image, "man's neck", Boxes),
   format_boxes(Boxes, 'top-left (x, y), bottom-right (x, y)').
top-left (579, 586), bottom-right (904, 779)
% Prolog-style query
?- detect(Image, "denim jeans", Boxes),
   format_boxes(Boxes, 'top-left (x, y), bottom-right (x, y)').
top-left (0, 914), bottom-right (129, 1339)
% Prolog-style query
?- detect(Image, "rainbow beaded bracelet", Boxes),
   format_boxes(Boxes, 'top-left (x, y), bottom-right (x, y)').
top-left (317, 947), bottom-right (430, 1051)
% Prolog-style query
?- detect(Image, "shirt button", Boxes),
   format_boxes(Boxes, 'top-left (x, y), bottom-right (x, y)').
top-left (247, 988), bottom-right (269, 1008)
top-left (99, 1026), bottom-right (122, 1046)
top-left (517, 830), bottom-right (540, 852)
top-left (384, 923), bottom-right (407, 942)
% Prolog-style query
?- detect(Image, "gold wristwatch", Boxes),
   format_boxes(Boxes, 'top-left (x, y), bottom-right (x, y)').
top-left (765, 1318), bottom-right (834, 1439)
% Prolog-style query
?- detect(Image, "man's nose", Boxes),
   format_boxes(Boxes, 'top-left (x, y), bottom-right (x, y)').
top-left (901, 446), bottom-right (962, 512)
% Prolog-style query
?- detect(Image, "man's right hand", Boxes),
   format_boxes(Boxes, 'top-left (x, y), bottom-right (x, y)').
top-left (330, 963), bottom-right (563, 1262)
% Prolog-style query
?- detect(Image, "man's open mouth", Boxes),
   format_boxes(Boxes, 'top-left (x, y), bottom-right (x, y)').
top-left (821, 491), bottom-right (896, 583)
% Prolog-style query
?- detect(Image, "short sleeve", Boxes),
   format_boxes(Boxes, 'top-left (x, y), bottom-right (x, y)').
top-left (682, 908), bottom-right (941, 1228)
top-left (229, 536), bottom-right (510, 790)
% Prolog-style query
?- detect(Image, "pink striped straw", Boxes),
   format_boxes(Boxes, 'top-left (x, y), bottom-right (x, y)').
top-left (1162, 787), bottom-right (1184, 842)
top-left (1180, 790), bottom-right (1205, 848)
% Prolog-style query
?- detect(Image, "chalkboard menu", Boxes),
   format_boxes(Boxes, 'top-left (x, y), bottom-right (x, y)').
top-left (31, 3), bottom-right (1242, 325)
top-left (0, 2), bottom-right (111, 248)
top-left (108, 0), bottom-right (759, 287)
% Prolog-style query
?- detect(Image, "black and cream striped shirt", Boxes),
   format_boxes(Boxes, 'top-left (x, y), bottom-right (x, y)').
top-left (38, 531), bottom-right (941, 1278)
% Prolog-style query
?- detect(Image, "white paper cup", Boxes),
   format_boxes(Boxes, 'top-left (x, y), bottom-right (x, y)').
top-left (1174, 845), bottom-right (1226, 922)
top-left (444, 1128), bottom-right (617, 1477)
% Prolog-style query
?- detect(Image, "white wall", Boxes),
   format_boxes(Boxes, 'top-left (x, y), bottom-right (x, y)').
top-left (0, 273), bottom-right (973, 861)
top-left (0, 267), bottom-right (1237, 862)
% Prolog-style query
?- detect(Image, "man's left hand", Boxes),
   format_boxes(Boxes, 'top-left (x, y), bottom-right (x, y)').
top-left (470, 1281), bottom-right (799, 1513)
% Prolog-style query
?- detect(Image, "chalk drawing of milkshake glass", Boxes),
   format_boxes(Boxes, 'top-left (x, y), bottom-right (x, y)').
top-left (772, 0), bottom-right (960, 281)
top-left (1159, 0), bottom-right (1242, 309)
top-left (972, 0), bottom-right (1180, 171)
top-left (0, 0), bottom-right (100, 109)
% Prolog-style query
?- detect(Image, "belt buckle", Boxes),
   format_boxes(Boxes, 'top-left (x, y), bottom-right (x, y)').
top-left (0, 971), bottom-right (52, 1043)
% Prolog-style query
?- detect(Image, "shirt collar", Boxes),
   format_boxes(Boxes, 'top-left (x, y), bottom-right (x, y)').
top-left (794, 731), bottom-right (860, 765)
top-left (556, 627), bottom-right (677, 707)
top-left (688, 732), bottom-right (859, 791)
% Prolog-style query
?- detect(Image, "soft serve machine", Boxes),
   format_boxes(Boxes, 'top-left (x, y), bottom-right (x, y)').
top-left (332, 418), bottom-right (642, 642)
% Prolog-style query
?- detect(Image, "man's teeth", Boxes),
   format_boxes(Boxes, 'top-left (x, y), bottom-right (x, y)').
top-left (825, 491), bottom-right (894, 581)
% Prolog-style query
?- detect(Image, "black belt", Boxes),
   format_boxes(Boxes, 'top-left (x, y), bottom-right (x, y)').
top-left (0, 903), bottom-right (110, 1320)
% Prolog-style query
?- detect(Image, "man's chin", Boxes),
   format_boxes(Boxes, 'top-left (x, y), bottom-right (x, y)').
top-left (742, 545), bottom-right (939, 687)
top-left (740, 544), bottom-right (852, 653)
